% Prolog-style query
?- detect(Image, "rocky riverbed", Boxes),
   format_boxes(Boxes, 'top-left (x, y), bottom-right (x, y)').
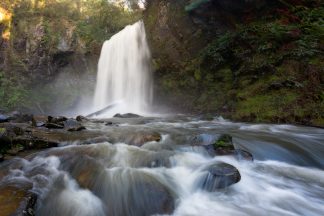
top-left (0, 113), bottom-right (324, 216)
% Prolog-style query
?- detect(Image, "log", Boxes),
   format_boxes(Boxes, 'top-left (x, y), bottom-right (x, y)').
top-left (85, 103), bottom-right (119, 118)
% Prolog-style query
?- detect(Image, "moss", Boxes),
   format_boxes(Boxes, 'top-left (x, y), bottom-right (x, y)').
top-left (234, 90), bottom-right (300, 122)
top-left (213, 134), bottom-right (234, 149)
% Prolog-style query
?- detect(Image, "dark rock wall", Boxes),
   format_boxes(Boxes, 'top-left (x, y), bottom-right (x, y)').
top-left (144, 0), bottom-right (324, 126)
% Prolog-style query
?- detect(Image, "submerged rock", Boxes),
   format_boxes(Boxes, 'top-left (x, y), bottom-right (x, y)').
top-left (60, 156), bottom-right (175, 215)
top-left (234, 149), bottom-right (254, 161)
top-left (114, 113), bottom-right (142, 118)
top-left (200, 163), bottom-right (241, 191)
top-left (125, 132), bottom-right (162, 146)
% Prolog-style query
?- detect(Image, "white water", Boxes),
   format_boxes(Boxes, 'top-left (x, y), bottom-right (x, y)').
top-left (1, 117), bottom-right (324, 215)
top-left (93, 21), bottom-right (153, 117)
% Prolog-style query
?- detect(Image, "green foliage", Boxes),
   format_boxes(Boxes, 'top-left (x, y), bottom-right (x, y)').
top-left (76, 0), bottom-right (141, 46)
top-left (0, 71), bottom-right (28, 110)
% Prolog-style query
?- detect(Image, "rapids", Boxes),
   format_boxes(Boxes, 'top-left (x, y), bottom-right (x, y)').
top-left (0, 116), bottom-right (324, 216)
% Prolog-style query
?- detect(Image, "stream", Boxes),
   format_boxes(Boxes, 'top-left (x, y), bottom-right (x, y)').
top-left (1, 115), bottom-right (324, 216)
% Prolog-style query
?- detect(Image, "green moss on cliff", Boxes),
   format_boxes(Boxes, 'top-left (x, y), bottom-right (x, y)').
top-left (145, 0), bottom-right (324, 126)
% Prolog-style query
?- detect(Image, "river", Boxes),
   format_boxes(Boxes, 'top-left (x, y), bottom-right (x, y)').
top-left (1, 115), bottom-right (323, 216)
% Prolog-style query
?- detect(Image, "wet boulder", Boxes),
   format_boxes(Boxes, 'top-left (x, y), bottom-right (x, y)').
top-left (90, 170), bottom-right (175, 216)
top-left (213, 134), bottom-right (235, 154)
top-left (48, 116), bottom-right (68, 124)
top-left (0, 185), bottom-right (36, 216)
top-left (76, 115), bottom-right (88, 122)
top-left (32, 115), bottom-right (48, 127)
top-left (234, 149), bottom-right (253, 161)
top-left (200, 163), bottom-right (241, 191)
top-left (63, 119), bottom-right (86, 132)
top-left (114, 113), bottom-right (142, 118)
top-left (0, 114), bottom-right (10, 123)
top-left (203, 134), bottom-right (235, 155)
top-left (203, 134), bottom-right (253, 161)
top-left (45, 116), bottom-right (67, 129)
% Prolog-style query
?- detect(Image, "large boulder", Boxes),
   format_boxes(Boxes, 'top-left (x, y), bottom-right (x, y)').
top-left (90, 170), bottom-right (175, 215)
top-left (63, 119), bottom-right (86, 132)
top-left (199, 162), bottom-right (241, 191)
top-left (58, 156), bottom-right (175, 215)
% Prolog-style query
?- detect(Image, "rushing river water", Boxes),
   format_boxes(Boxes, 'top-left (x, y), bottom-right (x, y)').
top-left (1, 116), bottom-right (324, 216)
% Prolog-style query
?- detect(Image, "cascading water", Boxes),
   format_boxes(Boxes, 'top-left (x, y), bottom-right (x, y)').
top-left (93, 21), bottom-right (153, 117)
top-left (0, 116), bottom-right (324, 215)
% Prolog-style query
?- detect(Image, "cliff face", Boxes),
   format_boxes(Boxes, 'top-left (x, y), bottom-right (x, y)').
top-left (0, 15), bottom-right (98, 114)
top-left (0, 1), bottom-right (140, 114)
top-left (144, 0), bottom-right (324, 126)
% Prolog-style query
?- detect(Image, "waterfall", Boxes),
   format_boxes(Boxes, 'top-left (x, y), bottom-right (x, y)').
top-left (93, 21), bottom-right (153, 117)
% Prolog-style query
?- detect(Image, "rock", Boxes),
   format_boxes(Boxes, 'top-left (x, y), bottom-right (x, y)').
top-left (32, 115), bottom-right (48, 127)
top-left (105, 121), bottom-right (113, 126)
top-left (44, 123), bottom-right (64, 129)
top-left (48, 116), bottom-right (68, 124)
top-left (234, 149), bottom-right (253, 161)
top-left (114, 113), bottom-right (142, 118)
top-left (0, 127), bottom-right (14, 145)
top-left (200, 163), bottom-right (241, 191)
top-left (7, 145), bottom-right (24, 156)
top-left (126, 132), bottom-right (162, 146)
top-left (22, 193), bottom-right (37, 216)
top-left (81, 136), bottom-right (110, 145)
top-left (0, 185), bottom-right (35, 216)
top-left (12, 136), bottom-right (59, 149)
top-left (213, 134), bottom-right (235, 155)
top-left (0, 154), bottom-right (4, 162)
top-left (203, 134), bottom-right (253, 161)
top-left (63, 119), bottom-right (86, 132)
top-left (203, 134), bottom-right (235, 156)
top-left (11, 114), bottom-right (33, 123)
top-left (76, 115), bottom-right (88, 122)
top-left (0, 114), bottom-right (10, 123)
